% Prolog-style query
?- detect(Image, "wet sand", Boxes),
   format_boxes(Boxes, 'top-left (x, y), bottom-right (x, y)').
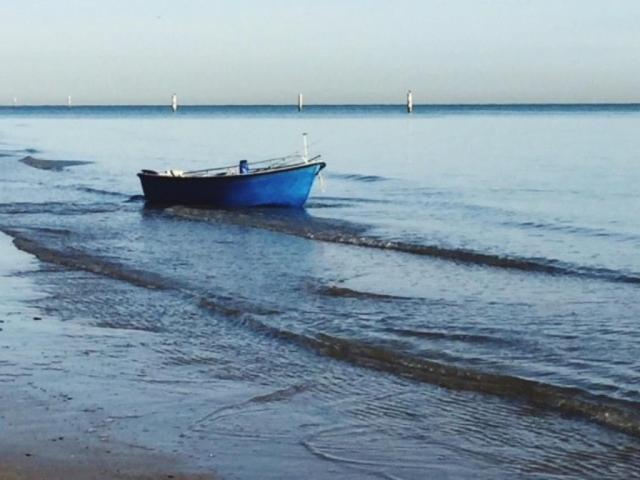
top-left (0, 232), bottom-right (216, 480)
top-left (0, 454), bottom-right (214, 480)
top-left (0, 396), bottom-right (215, 480)
top-left (0, 229), bottom-right (369, 480)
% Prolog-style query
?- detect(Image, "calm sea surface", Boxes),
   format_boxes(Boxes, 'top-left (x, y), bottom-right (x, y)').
top-left (1, 105), bottom-right (639, 478)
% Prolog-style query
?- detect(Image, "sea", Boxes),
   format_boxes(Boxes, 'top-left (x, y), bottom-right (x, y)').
top-left (0, 105), bottom-right (639, 479)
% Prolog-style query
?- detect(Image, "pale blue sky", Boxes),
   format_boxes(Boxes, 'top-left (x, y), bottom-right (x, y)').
top-left (2, 0), bottom-right (639, 105)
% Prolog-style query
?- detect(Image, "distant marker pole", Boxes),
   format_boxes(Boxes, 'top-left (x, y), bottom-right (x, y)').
top-left (298, 93), bottom-right (303, 112)
top-left (12, 97), bottom-right (17, 107)
top-left (407, 90), bottom-right (413, 113)
top-left (67, 95), bottom-right (72, 108)
top-left (171, 93), bottom-right (178, 112)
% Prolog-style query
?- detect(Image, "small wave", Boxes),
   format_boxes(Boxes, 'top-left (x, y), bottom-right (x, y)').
top-left (19, 155), bottom-right (92, 171)
top-left (304, 201), bottom-right (354, 209)
top-left (165, 205), bottom-right (367, 237)
top-left (3, 228), bottom-right (172, 290)
top-left (166, 354), bottom-right (221, 367)
top-left (97, 318), bottom-right (165, 333)
top-left (193, 383), bottom-right (309, 429)
top-left (198, 297), bottom-right (281, 318)
top-left (77, 186), bottom-right (129, 198)
top-left (313, 284), bottom-right (413, 301)
top-left (384, 327), bottom-right (515, 347)
top-left (0, 201), bottom-right (122, 216)
top-left (197, 301), bottom-right (640, 438)
top-left (167, 207), bottom-right (640, 285)
top-left (2, 227), bottom-right (284, 319)
top-left (0, 147), bottom-right (40, 157)
top-left (313, 196), bottom-right (390, 205)
top-left (329, 172), bottom-right (390, 182)
top-left (504, 219), bottom-right (640, 243)
top-left (249, 383), bottom-right (309, 403)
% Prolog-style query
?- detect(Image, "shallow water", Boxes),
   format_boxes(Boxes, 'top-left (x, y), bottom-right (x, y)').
top-left (1, 105), bottom-right (639, 478)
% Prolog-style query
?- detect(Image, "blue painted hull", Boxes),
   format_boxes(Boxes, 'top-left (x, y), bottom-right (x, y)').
top-left (138, 161), bottom-right (325, 208)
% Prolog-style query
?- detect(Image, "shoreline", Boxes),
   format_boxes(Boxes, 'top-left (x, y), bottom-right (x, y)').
top-left (0, 227), bottom-right (359, 479)
top-left (0, 231), bottom-right (217, 480)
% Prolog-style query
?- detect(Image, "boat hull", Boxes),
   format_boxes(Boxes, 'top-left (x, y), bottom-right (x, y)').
top-left (138, 161), bottom-right (325, 208)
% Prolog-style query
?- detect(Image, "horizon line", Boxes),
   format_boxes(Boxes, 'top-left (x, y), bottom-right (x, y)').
top-left (3, 102), bottom-right (640, 108)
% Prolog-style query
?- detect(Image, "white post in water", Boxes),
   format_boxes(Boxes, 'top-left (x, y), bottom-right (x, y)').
top-left (407, 90), bottom-right (413, 113)
top-left (302, 132), bottom-right (309, 162)
top-left (298, 93), bottom-right (303, 112)
top-left (67, 95), bottom-right (72, 108)
top-left (171, 93), bottom-right (178, 112)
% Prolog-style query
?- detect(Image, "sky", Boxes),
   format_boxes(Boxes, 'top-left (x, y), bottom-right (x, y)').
top-left (1, 0), bottom-right (639, 105)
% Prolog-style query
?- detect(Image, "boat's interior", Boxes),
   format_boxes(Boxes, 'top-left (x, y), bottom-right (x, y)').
top-left (139, 155), bottom-right (322, 178)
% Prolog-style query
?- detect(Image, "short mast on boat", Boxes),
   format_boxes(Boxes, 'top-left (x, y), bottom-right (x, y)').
top-left (407, 90), bottom-right (413, 113)
top-left (298, 93), bottom-right (304, 112)
top-left (302, 132), bottom-right (309, 162)
top-left (171, 93), bottom-right (178, 112)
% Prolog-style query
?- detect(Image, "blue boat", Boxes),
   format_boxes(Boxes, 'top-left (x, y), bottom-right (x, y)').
top-left (137, 156), bottom-right (325, 208)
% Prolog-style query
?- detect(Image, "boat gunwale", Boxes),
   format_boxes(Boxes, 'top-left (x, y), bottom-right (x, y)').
top-left (137, 160), bottom-right (325, 181)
